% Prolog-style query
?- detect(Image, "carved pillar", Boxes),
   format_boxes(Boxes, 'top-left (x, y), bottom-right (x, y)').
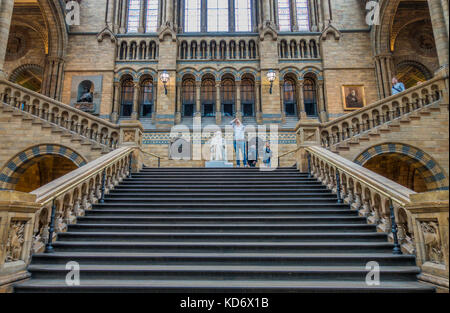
top-left (236, 81), bottom-right (242, 120)
top-left (291, 0), bottom-right (299, 31)
top-left (262, 0), bottom-right (271, 23)
top-left (166, 0), bottom-right (174, 27)
top-left (42, 57), bottom-right (65, 101)
top-left (255, 81), bottom-right (262, 124)
top-left (215, 82), bottom-right (221, 125)
top-left (297, 80), bottom-right (306, 119)
top-left (175, 83), bottom-right (182, 124)
top-left (131, 82), bottom-right (139, 120)
top-left (427, 0), bottom-right (449, 68)
top-left (280, 80), bottom-right (286, 123)
top-left (112, 82), bottom-right (121, 123)
top-left (120, 0), bottom-right (128, 33)
top-left (195, 81), bottom-right (201, 117)
top-left (317, 80), bottom-right (327, 122)
top-left (321, 0), bottom-right (331, 29)
top-left (138, 0), bottom-right (145, 32)
top-left (0, 0), bottom-right (14, 78)
top-left (309, 0), bottom-right (318, 31)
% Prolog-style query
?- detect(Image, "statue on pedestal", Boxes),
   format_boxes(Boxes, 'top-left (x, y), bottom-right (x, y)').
top-left (210, 131), bottom-right (227, 161)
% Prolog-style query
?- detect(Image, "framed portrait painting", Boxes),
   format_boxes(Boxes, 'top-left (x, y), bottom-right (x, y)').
top-left (342, 85), bottom-right (366, 110)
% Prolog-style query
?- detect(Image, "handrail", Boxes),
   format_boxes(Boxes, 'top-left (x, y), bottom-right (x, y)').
top-left (278, 147), bottom-right (301, 165)
top-left (305, 146), bottom-right (415, 205)
top-left (0, 79), bottom-right (120, 149)
top-left (319, 75), bottom-right (448, 148)
top-left (32, 146), bottom-right (134, 205)
top-left (139, 148), bottom-right (165, 168)
top-left (30, 147), bottom-right (135, 253)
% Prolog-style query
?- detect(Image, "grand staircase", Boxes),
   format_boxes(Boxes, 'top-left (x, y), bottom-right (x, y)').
top-left (15, 167), bottom-right (434, 292)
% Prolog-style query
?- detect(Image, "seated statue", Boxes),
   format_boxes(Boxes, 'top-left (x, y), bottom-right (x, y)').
top-left (78, 90), bottom-right (93, 103)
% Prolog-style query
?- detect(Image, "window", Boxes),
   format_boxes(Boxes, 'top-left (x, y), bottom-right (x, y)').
top-left (303, 78), bottom-right (317, 116)
top-left (146, 0), bottom-right (159, 32)
top-left (201, 78), bottom-right (215, 117)
top-left (221, 78), bottom-right (235, 117)
top-left (296, 0), bottom-right (309, 31)
top-left (241, 78), bottom-right (254, 117)
top-left (283, 79), bottom-right (297, 116)
top-left (278, 0), bottom-right (291, 31)
top-left (235, 0), bottom-right (252, 32)
top-left (121, 80), bottom-right (134, 117)
top-left (207, 0), bottom-right (228, 32)
top-left (185, 0), bottom-right (201, 32)
top-left (140, 79), bottom-right (153, 117)
top-left (127, 0), bottom-right (141, 33)
top-left (182, 78), bottom-right (195, 116)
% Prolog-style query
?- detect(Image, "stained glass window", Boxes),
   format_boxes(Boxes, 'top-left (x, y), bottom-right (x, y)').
top-left (296, 0), bottom-right (310, 31)
top-left (146, 0), bottom-right (159, 32)
top-left (127, 0), bottom-right (141, 33)
top-left (235, 0), bottom-right (252, 32)
top-left (278, 0), bottom-right (291, 31)
top-left (207, 0), bottom-right (229, 32)
top-left (185, 0), bottom-right (201, 32)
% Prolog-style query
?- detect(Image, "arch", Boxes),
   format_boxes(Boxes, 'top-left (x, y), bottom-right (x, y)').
top-left (8, 64), bottom-right (44, 93)
top-left (354, 143), bottom-right (448, 191)
top-left (396, 60), bottom-right (432, 88)
top-left (0, 144), bottom-right (86, 190)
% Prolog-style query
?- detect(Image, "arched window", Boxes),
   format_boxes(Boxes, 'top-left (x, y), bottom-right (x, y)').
top-left (207, 0), bottom-right (229, 32)
top-left (121, 79), bottom-right (134, 117)
top-left (241, 78), bottom-right (255, 117)
top-left (146, 0), bottom-right (159, 32)
top-left (221, 78), bottom-right (235, 117)
top-left (182, 78), bottom-right (195, 117)
top-left (235, 0), bottom-right (252, 32)
top-left (283, 78), bottom-right (297, 116)
top-left (277, 0), bottom-right (310, 32)
top-left (201, 78), bottom-right (216, 117)
top-left (127, 0), bottom-right (141, 33)
top-left (185, 0), bottom-right (201, 32)
top-left (303, 78), bottom-right (317, 117)
top-left (140, 78), bottom-right (154, 117)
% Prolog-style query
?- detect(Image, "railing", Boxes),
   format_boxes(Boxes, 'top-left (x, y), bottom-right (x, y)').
top-left (140, 148), bottom-right (165, 168)
top-left (278, 147), bottom-right (300, 166)
top-left (179, 38), bottom-right (259, 60)
top-left (319, 76), bottom-right (447, 148)
top-left (30, 146), bottom-right (135, 254)
top-left (305, 145), bottom-right (417, 254)
top-left (0, 79), bottom-right (120, 149)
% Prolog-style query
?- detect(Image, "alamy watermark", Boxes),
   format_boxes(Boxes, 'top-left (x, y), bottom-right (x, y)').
top-left (365, 1), bottom-right (380, 26)
top-left (65, 1), bottom-right (80, 26)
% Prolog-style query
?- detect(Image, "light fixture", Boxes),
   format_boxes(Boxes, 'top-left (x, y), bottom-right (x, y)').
top-left (160, 71), bottom-right (170, 95)
top-left (267, 70), bottom-right (276, 94)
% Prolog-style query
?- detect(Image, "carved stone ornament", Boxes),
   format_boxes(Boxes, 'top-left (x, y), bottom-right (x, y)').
top-left (6, 220), bottom-right (26, 262)
top-left (420, 220), bottom-right (444, 264)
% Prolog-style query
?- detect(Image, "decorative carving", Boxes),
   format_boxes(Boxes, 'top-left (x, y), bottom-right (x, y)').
top-left (420, 221), bottom-right (444, 264)
top-left (123, 130), bottom-right (136, 142)
top-left (6, 220), bottom-right (26, 262)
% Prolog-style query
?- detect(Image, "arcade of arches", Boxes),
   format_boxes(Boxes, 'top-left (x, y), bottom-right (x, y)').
top-left (0, 0), bottom-right (447, 191)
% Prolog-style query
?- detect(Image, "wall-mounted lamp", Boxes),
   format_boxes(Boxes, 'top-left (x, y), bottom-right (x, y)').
top-left (267, 70), bottom-right (276, 94)
top-left (160, 71), bottom-right (170, 95)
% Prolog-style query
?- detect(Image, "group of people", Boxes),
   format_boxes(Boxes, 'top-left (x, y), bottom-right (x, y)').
top-left (230, 118), bottom-right (272, 168)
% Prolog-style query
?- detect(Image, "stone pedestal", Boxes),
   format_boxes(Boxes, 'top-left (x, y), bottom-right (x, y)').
top-left (0, 191), bottom-right (41, 291)
top-left (295, 119), bottom-right (322, 172)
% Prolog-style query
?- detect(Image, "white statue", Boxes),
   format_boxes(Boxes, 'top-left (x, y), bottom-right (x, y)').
top-left (210, 131), bottom-right (227, 161)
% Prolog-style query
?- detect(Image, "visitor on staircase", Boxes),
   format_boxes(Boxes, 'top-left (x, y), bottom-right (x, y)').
top-left (230, 118), bottom-right (248, 167)
top-left (391, 77), bottom-right (406, 95)
top-left (262, 142), bottom-right (272, 167)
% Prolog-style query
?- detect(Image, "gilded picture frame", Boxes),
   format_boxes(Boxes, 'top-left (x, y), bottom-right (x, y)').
top-left (342, 85), bottom-right (366, 110)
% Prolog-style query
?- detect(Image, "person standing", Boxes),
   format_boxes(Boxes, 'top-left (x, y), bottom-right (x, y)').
top-left (230, 118), bottom-right (247, 167)
top-left (262, 142), bottom-right (272, 167)
top-left (391, 77), bottom-right (406, 95)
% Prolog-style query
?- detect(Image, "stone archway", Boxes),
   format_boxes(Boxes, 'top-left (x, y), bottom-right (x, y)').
top-left (354, 143), bottom-right (448, 192)
top-left (0, 144), bottom-right (87, 191)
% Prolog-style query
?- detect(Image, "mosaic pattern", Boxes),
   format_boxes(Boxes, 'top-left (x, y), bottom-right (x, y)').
top-left (0, 145), bottom-right (86, 190)
top-left (354, 143), bottom-right (449, 191)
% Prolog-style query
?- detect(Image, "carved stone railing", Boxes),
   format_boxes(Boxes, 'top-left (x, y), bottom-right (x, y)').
top-left (305, 145), bottom-right (417, 254)
top-left (0, 79), bottom-right (120, 149)
top-left (0, 146), bottom-right (142, 290)
top-left (319, 74), bottom-right (449, 148)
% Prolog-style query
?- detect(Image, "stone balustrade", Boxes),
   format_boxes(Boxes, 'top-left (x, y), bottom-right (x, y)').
top-left (305, 145), bottom-right (417, 253)
top-left (0, 79), bottom-right (120, 149)
top-left (117, 37), bottom-right (159, 61)
top-left (319, 74), bottom-right (448, 148)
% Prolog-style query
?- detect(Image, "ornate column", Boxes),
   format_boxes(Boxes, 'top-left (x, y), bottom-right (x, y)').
top-left (138, 0), bottom-right (146, 32)
top-left (309, 0), bottom-right (318, 31)
top-left (280, 80), bottom-right (286, 123)
top-left (317, 80), bottom-right (328, 122)
top-left (112, 82), bottom-right (121, 123)
top-left (427, 0), bottom-right (449, 68)
top-left (42, 57), bottom-right (65, 101)
top-left (255, 81), bottom-right (262, 124)
top-left (215, 82), bottom-right (221, 125)
top-left (120, 0), bottom-right (128, 33)
top-left (195, 81), bottom-right (201, 117)
top-left (262, 0), bottom-right (271, 23)
top-left (166, 0), bottom-right (174, 27)
top-left (236, 81), bottom-right (242, 120)
top-left (291, 0), bottom-right (299, 31)
top-left (131, 82), bottom-right (139, 120)
top-left (0, 0), bottom-right (14, 78)
top-left (321, 0), bottom-right (331, 29)
top-left (175, 83), bottom-right (182, 124)
top-left (297, 80), bottom-right (306, 119)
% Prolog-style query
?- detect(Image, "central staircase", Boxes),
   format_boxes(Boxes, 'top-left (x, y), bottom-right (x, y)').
top-left (15, 167), bottom-right (434, 292)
